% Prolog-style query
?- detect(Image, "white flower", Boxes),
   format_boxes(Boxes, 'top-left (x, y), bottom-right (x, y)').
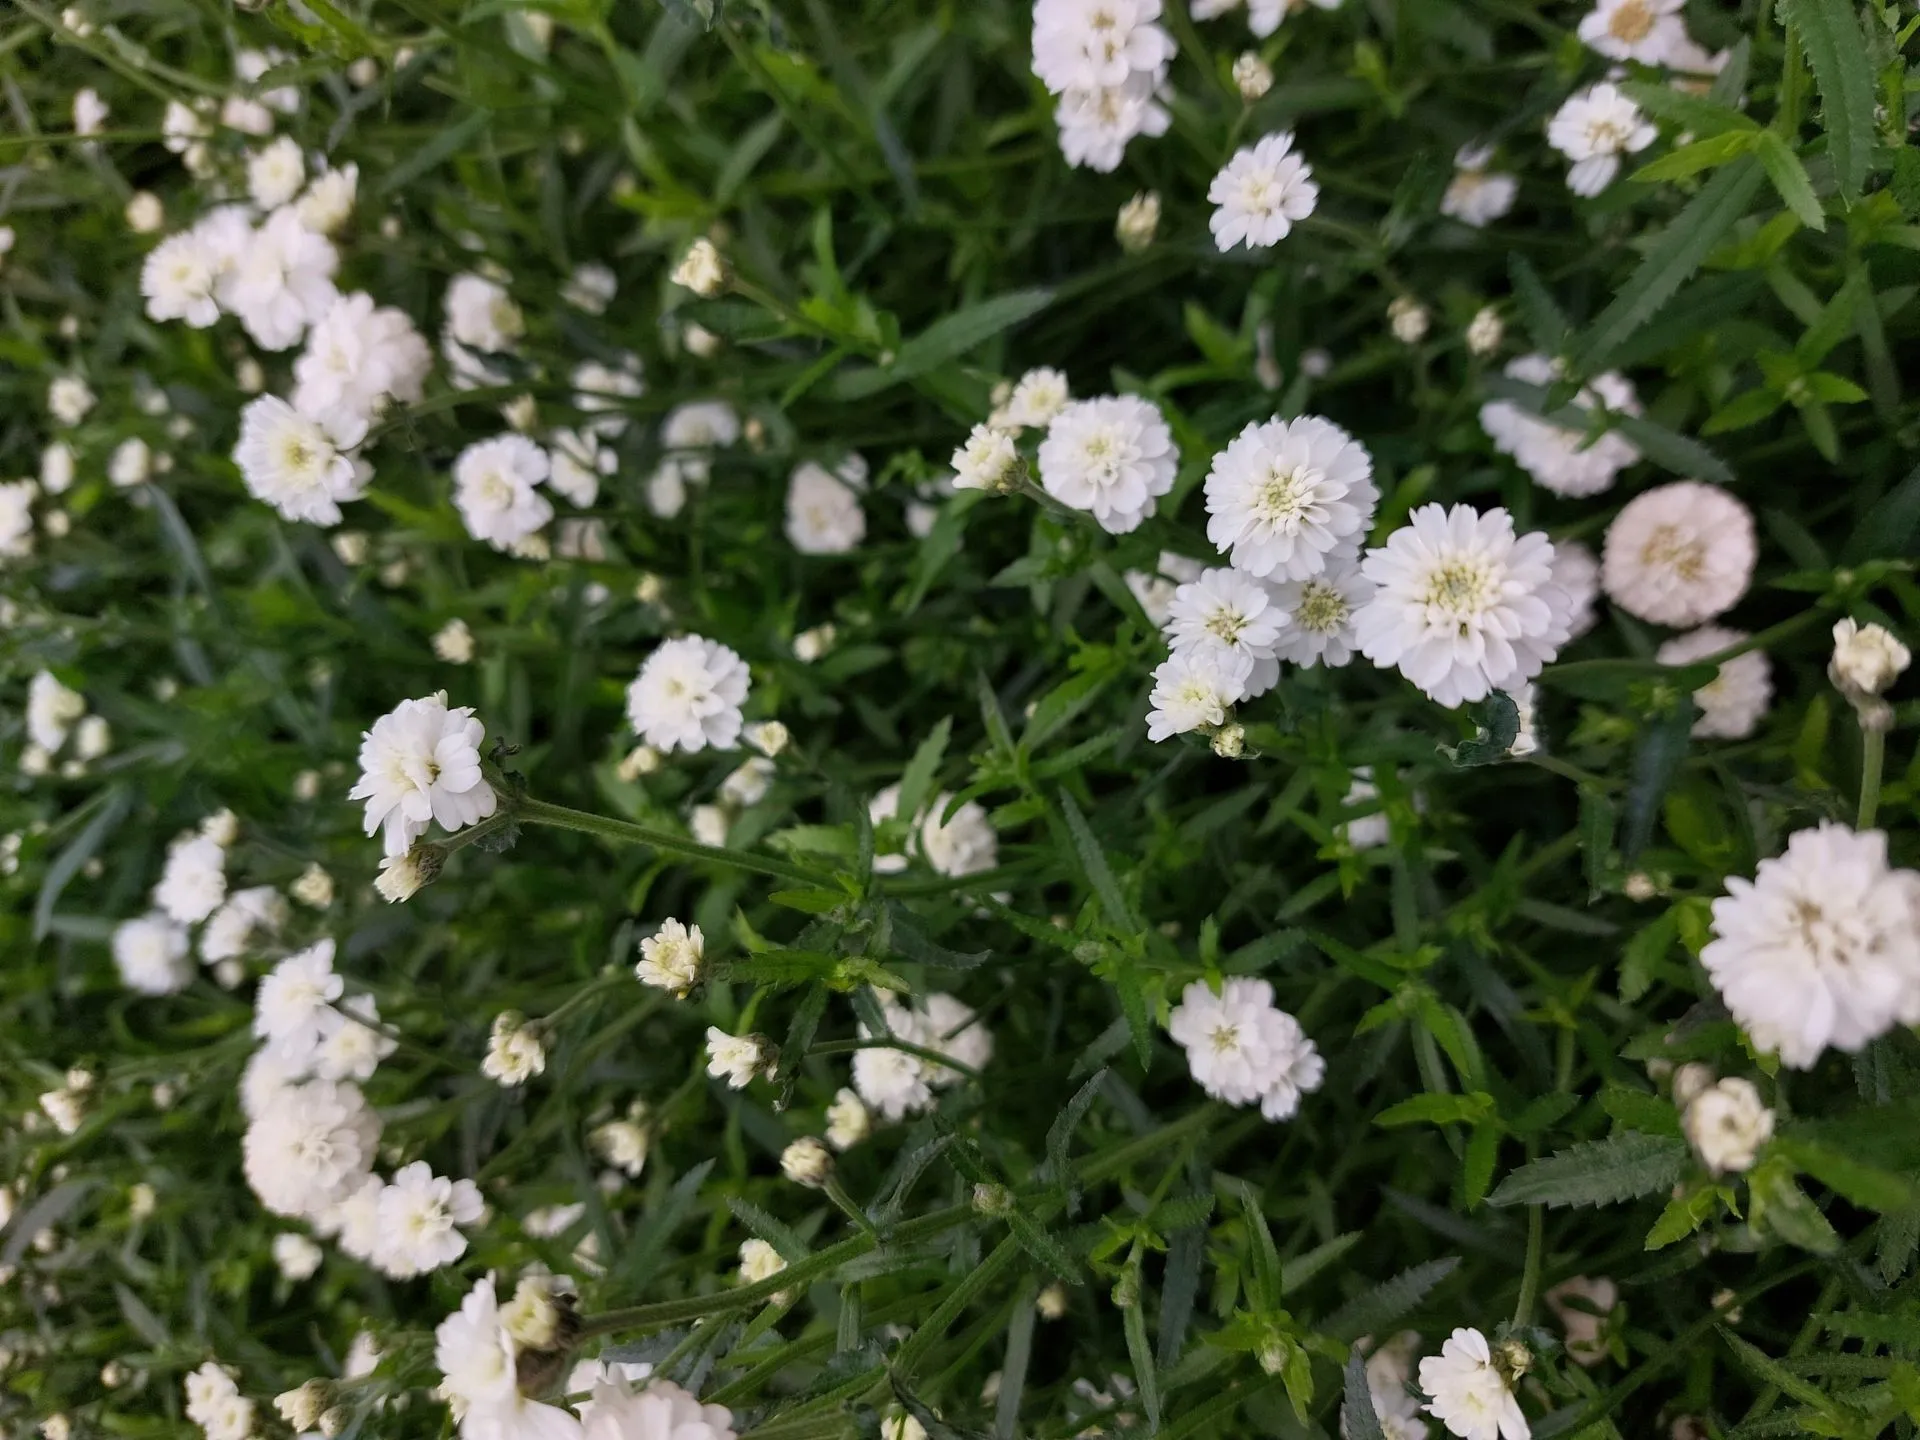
top-left (1165, 567), bottom-right (1289, 698)
top-left (41, 442), bottom-right (75, 495)
top-left (1208, 132), bottom-right (1319, 250)
top-left (1657, 626), bottom-right (1771, 739)
top-left (952, 425), bottom-right (1021, 493)
top-left (73, 87), bottom-right (108, 136)
top-left (737, 1237), bottom-right (788, 1288)
top-left (793, 624), bottom-right (836, 662)
top-left (254, 938), bottom-right (345, 1065)
top-left (240, 1046), bottom-right (305, 1120)
top-left (1002, 368), bottom-right (1072, 430)
top-left (745, 721), bottom-right (789, 758)
top-left (108, 437), bottom-right (152, 488)
top-left (1831, 619), bottom-right (1910, 697)
top-left (0, 480), bottom-right (36, 560)
top-left (1233, 50), bottom-right (1274, 98)
top-left (867, 784), bottom-right (998, 878)
top-left (1247, 0), bottom-right (1341, 33)
top-left (454, 435), bottom-right (553, 552)
top-left (1358, 1333), bottom-right (1429, 1440)
top-left (141, 231), bottom-right (221, 327)
top-left (297, 162), bottom-right (359, 234)
top-left (1055, 76), bottom-right (1172, 172)
top-left (661, 399), bottom-right (741, 451)
top-left (1341, 768), bottom-right (1390, 850)
top-left (233, 395), bottom-right (372, 527)
top-left (1703, 822), bottom-right (1920, 1068)
top-left (564, 262), bottom-right (617, 314)
top-left (1549, 540), bottom-right (1601, 640)
top-left (781, 1136), bottom-right (833, 1188)
top-left (49, 375), bottom-right (95, 425)
top-left (443, 272), bottom-right (524, 388)
top-left (1682, 1077), bottom-right (1774, 1173)
top-left (162, 98), bottom-right (210, 156)
top-left (706, 1028), bottom-right (766, 1089)
top-left (1440, 146), bottom-right (1519, 228)
top-left (185, 1363), bottom-right (241, 1428)
top-left (721, 757), bottom-right (775, 808)
top-left (1600, 481), bottom-right (1755, 626)
top-left (248, 136), bottom-right (307, 209)
top-left (314, 993), bottom-right (397, 1082)
top-left (1356, 505), bottom-right (1572, 708)
top-left (236, 47), bottom-right (301, 114)
top-left (572, 357), bottom-right (644, 437)
top-left (852, 994), bottom-right (991, 1119)
top-left (786, 461), bottom-right (867, 554)
top-left (27, 671), bottom-right (86, 752)
top-left (1545, 1276), bottom-right (1617, 1367)
top-left (1265, 549), bottom-right (1373, 668)
top-left (1418, 1329), bottom-right (1527, 1440)
top-left (1479, 354), bottom-right (1641, 498)
top-left (484, 1012), bottom-right (548, 1086)
top-left (1038, 394), bottom-right (1177, 534)
top-left (201, 885), bottom-right (290, 963)
top-left (1548, 83), bottom-right (1656, 197)
top-left (501, 1274), bottom-right (568, 1352)
top-left (1167, 978), bottom-right (1323, 1119)
top-left (672, 238), bottom-right (727, 297)
top-left (1146, 648), bottom-right (1252, 741)
top-left (577, 1375), bottom-right (736, 1440)
top-left (435, 618), bottom-right (477, 664)
top-left (375, 1161), bottom-right (484, 1278)
top-left (438, 1278), bottom-right (582, 1440)
top-left (1031, 0), bottom-right (1175, 92)
top-left (1389, 297), bottom-right (1431, 345)
top-left (349, 691), bottom-right (498, 856)
top-left (1126, 550), bottom-right (1205, 626)
top-left (545, 428), bottom-right (613, 508)
top-left (592, 1114), bottom-right (651, 1177)
top-left (242, 1078), bottom-right (380, 1220)
top-left (273, 1231), bottom-right (325, 1282)
top-left (220, 207), bottom-right (340, 351)
top-left (375, 851), bottom-right (429, 903)
top-left (153, 832), bottom-right (227, 925)
top-left (1116, 190), bottom-right (1161, 250)
top-left (1578, 0), bottom-right (1688, 64)
top-left (626, 637), bottom-right (751, 753)
top-left (1466, 307), bottom-right (1504, 357)
top-left (826, 1088), bottom-right (870, 1150)
top-left (637, 918), bottom-right (705, 997)
top-left (1204, 414), bottom-right (1377, 580)
top-left (112, 914), bottom-right (192, 995)
top-left (291, 861), bottom-right (333, 907)
top-left (690, 804), bottom-right (729, 847)
top-left (293, 291), bottom-right (432, 429)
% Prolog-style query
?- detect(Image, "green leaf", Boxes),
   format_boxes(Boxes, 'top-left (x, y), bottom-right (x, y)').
top-left (1006, 1207), bottom-right (1081, 1282)
top-left (1043, 1068), bottom-right (1108, 1207)
top-left (1624, 700), bottom-right (1697, 859)
top-left (837, 288), bottom-right (1053, 397)
top-left (1704, 388), bottom-right (1788, 433)
top-left (1123, 1272), bottom-right (1162, 1433)
top-left (1375, 1092), bottom-right (1495, 1128)
top-left (1719, 1326), bottom-right (1840, 1414)
top-left (375, 108), bottom-right (492, 196)
top-left (1753, 132), bottom-right (1825, 230)
top-left (1618, 80), bottom-right (1762, 136)
top-left (1508, 254), bottom-right (1569, 351)
top-left (1323, 1257), bottom-right (1461, 1341)
top-left (1749, 1158), bottom-right (1841, 1254)
top-left (1452, 691), bottom-right (1520, 767)
top-left (35, 787), bottom-right (132, 942)
top-left (1644, 1187), bottom-right (1721, 1249)
top-left (1795, 264), bottom-right (1870, 367)
top-left (886, 905), bottom-right (990, 969)
top-left (1487, 1132), bottom-right (1689, 1208)
top-left (1463, 1124), bottom-right (1501, 1210)
top-left (1342, 1354), bottom-right (1390, 1440)
top-left (611, 1160), bottom-right (715, 1291)
top-left (1776, 1136), bottom-right (1920, 1212)
top-left (1609, 413), bottom-right (1737, 486)
top-left (1281, 1231), bottom-right (1361, 1295)
top-left (1600, 1085), bottom-right (1681, 1137)
top-left (1575, 159), bottom-right (1767, 371)
top-left (1630, 130), bottom-right (1760, 183)
top-left (894, 716), bottom-right (951, 836)
top-left (1778, 0), bottom-right (1877, 200)
top-left (1843, 461), bottom-right (1920, 561)
top-left (1058, 791), bottom-right (1135, 930)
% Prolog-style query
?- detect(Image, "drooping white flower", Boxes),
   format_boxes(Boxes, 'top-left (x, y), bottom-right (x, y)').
top-left (242, 1078), bottom-right (381, 1220)
top-left (1145, 648), bottom-right (1253, 741)
top-left (1479, 354), bottom-right (1641, 498)
top-left (292, 291), bottom-right (431, 428)
top-left (1682, 1076), bottom-right (1774, 1173)
top-left (1600, 481), bottom-right (1755, 626)
top-left (233, 396), bottom-right (372, 526)
top-left (1208, 132), bottom-right (1319, 250)
top-left (72, 87), bottom-right (109, 136)
top-left (672, 238), bottom-right (727, 297)
top-left (1389, 296), bottom-right (1431, 345)
top-left (1441, 145), bottom-right (1519, 228)
top-left (637, 918), bottom-right (705, 996)
top-left (785, 461), bottom-right (867, 554)
top-left (374, 1161), bottom-right (484, 1278)
top-left (1418, 1328), bottom-right (1528, 1440)
top-left (348, 691), bottom-right (498, 856)
top-left (1466, 307), bottom-right (1504, 357)
top-left (1356, 505), bottom-right (1572, 707)
top-left (1545, 1276), bottom-right (1618, 1368)
top-left (705, 1028), bottom-right (766, 1089)
top-left (1166, 978), bottom-right (1322, 1119)
top-left (1549, 540), bottom-right (1601, 640)
top-left (247, 135), bottom-right (306, 209)
top-left (1204, 414), bottom-right (1376, 580)
top-left (434, 618), bottom-right (477, 664)
top-left (153, 832), bottom-right (228, 925)
top-left (625, 637), bottom-right (751, 754)
top-left (1701, 822), bottom-right (1920, 1068)
top-left (40, 441), bottom-right (75, 495)
top-left (220, 207), bottom-right (340, 351)
top-left (199, 886), bottom-right (290, 965)
top-left (107, 437), bottom-right (152, 488)
top-left (1038, 394), bottom-right (1177, 534)
top-left (1547, 83), bottom-right (1656, 197)
top-left (563, 262), bottom-right (617, 315)
top-left (720, 757), bottom-right (775, 809)
top-left (112, 913), bottom-right (193, 995)
top-left (1657, 626), bottom-right (1771, 739)
top-left (1164, 567), bottom-right (1290, 699)
top-left (140, 231), bottom-right (222, 327)
top-left (1578, 0), bottom-right (1688, 64)
top-left (1831, 619), bottom-right (1911, 697)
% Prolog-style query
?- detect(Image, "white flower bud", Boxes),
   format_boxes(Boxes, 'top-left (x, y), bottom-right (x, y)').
top-left (125, 191), bottom-right (165, 233)
top-left (374, 850), bottom-right (429, 904)
top-left (780, 1136), bottom-right (834, 1188)
top-left (1682, 1076), bottom-right (1773, 1174)
top-left (1232, 52), bottom-right (1273, 100)
top-left (433, 618), bottom-right (476, 664)
top-left (275, 1380), bottom-right (330, 1431)
top-left (1389, 295), bottom-right (1430, 345)
top-left (1115, 191), bottom-right (1160, 253)
top-left (672, 238), bottom-right (728, 297)
top-left (483, 1012), bottom-right (547, 1087)
top-left (825, 1087), bottom-right (870, 1151)
top-left (746, 721), bottom-right (789, 758)
top-left (291, 861), bottom-right (333, 908)
top-left (1830, 619), bottom-right (1910, 698)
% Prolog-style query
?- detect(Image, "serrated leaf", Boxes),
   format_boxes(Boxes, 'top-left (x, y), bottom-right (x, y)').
top-left (1609, 413), bottom-right (1737, 486)
top-left (1375, 1092), bottom-right (1495, 1128)
top-left (1630, 130), bottom-right (1759, 183)
top-left (1487, 1132), bottom-right (1689, 1208)
top-left (1624, 701), bottom-right (1698, 860)
top-left (1282, 1231), bottom-right (1360, 1295)
top-left (1044, 1069), bottom-right (1107, 1213)
top-left (1753, 132), bottom-right (1825, 230)
top-left (1059, 791), bottom-right (1135, 930)
top-left (1324, 1257), bottom-right (1461, 1341)
top-left (1342, 1354), bottom-right (1389, 1440)
top-left (886, 904), bottom-right (990, 970)
top-left (1776, 1136), bottom-right (1920, 1213)
top-left (1778, 0), bottom-right (1876, 200)
top-left (894, 716), bottom-right (951, 835)
top-left (1508, 255), bottom-right (1568, 351)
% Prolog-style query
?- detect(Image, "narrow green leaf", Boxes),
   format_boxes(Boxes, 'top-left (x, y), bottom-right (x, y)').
top-left (1618, 80), bottom-right (1762, 136)
top-left (1609, 413), bottom-right (1737, 486)
top-left (1629, 130), bottom-right (1759, 183)
top-left (1575, 159), bottom-right (1767, 371)
top-left (1375, 1092), bottom-right (1494, 1128)
top-left (1719, 1327), bottom-right (1839, 1414)
top-left (1795, 265), bottom-right (1870, 367)
top-left (1487, 1131), bottom-right (1689, 1208)
top-left (375, 108), bottom-right (492, 196)
top-left (1044, 1069), bottom-right (1108, 1210)
top-left (1282, 1231), bottom-right (1362, 1295)
top-left (1342, 1354), bottom-right (1389, 1440)
top-left (886, 904), bottom-right (990, 970)
top-left (1777, 1136), bottom-right (1920, 1213)
top-left (1059, 791), bottom-right (1135, 930)
top-left (1753, 132), bottom-right (1825, 230)
top-left (1323, 1257), bottom-right (1461, 1341)
top-left (1463, 1124), bottom-right (1501, 1210)
top-left (1158, 1224), bottom-right (1206, 1368)
top-left (1507, 255), bottom-right (1568, 351)
top-left (1778, 0), bottom-right (1877, 199)
top-left (1124, 1277), bottom-right (1162, 1433)
top-left (862, 288), bottom-right (1054, 389)
top-left (995, 1282), bottom-right (1038, 1440)
top-left (1624, 702), bottom-right (1697, 859)
top-left (894, 715), bottom-right (951, 835)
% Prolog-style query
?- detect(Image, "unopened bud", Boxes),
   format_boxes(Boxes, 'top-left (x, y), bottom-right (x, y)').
top-left (971, 1182), bottom-right (1014, 1217)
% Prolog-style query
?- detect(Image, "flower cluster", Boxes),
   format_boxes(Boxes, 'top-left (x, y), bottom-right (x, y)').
top-left (1031, 0), bottom-right (1175, 172)
top-left (851, 992), bottom-right (995, 1121)
top-left (1166, 978), bottom-right (1323, 1120)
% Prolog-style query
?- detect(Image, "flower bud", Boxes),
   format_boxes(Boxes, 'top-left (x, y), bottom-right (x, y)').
top-left (971, 1182), bottom-right (1014, 1217)
top-left (781, 1136), bottom-right (834, 1188)
top-left (1830, 619), bottom-right (1909, 697)
top-left (1232, 52), bottom-right (1273, 100)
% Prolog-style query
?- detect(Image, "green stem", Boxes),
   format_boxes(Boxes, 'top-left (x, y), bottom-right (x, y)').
top-left (805, 1037), bottom-right (982, 1081)
top-left (1700, 603), bottom-right (1831, 669)
top-left (516, 797), bottom-right (826, 885)
top-left (1512, 1204), bottom-right (1543, 1327)
top-left (1857, 724), bottom-right (1886, 829)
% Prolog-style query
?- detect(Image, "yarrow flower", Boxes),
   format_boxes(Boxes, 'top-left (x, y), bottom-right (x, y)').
top-left (233, 396), bottom-right (372, 526)
top-left (852, 992), bottom-right (993, 1120)
top-left (1207, 132), bottom-right (1319, 250)
top-left (1830, 619), bottom-right (1910, 698)
top-left (453, 435), bottom-right (553, 553)
top-left (626, 636), bottom-right (752, 754)
top-left (637, 918), bottom-right (705, 997)
top-left (1547, 83), bottom-right (1656, 197)
top-left (785, 460), bottom-right (867, 554)
top-left (1578, 0), bottom-right (1688, 64)
top-left (1701, 822), bottom-right (1920, 1068)
top-left (1355, 504), bottom-right (1572, 707)
top-left (1682, 1076), bottom-right (1774, 1173)
top-left (868, 784), bottom-right (999, 878)
top-left (222, 207), bottom-right (340, 352)
top-left (242, 1078), bottom-right (380, 1221)
top-left (1164, 567), bottom-right (1289, 699)
top-left (1204, 415), bottom-right (1377, 580)
top-left (951, 424), bottom-right (1021, 493)
top-left (705, 1028), bottom-right (769, 1089)
top-left (373, 1161), bottom-right (485, 1278)
top-left (1419, 1329), bottom-right (1528, 1440)
top-left (292, 291), bottom-right (431, 429)
top-left (1037, 394), bottom-right (1178, 534)
top-left (1657, 626), bottom-right (1771, 739)
top-left (153, 831), bottom-right (227, 925)
top-left (1479, 354), bottom-right (1641, 498)
top-left (348, 691), bottom-right (498, 856)
top-left (442, 271), bottom-right (525, 388)
top-left (1440, 145), bottom-right (1519, 229)
top-left (1549, 540), bottom-right (1601, 640)
top-left (483, 1012), bottom-right (547, 1086)
top-left (1600, 481), bottom-right (1755, 627)
top-left (997, 367), bottom-right (1071, 430)
top-left (1033, 0), bottom-right (1176, 171)
top-left (1167, 978), bottom-right (1324, 1120)
top-left (112, 913), bottom-right (192, 995)
top-left (1145, 648), bottom-right (1252, 741)
top-left (141, 231), bottom-right (221, 327)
